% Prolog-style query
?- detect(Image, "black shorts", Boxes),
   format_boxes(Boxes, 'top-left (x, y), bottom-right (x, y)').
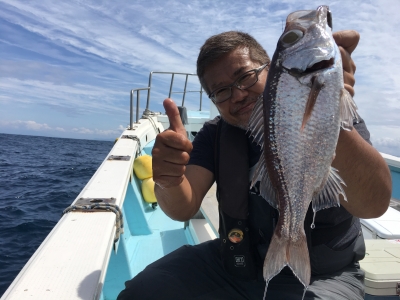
top-left (117, 239), bottom-right (364, 300)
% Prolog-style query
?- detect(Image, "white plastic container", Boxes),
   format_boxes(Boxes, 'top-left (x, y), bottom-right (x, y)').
top-left (361, 207), bottom-right (400, 239)
top-left (360, 239), bottom-right (400, 298)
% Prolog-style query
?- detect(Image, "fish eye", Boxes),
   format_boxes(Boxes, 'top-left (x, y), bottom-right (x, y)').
top-left (280, 29), bottom-right (304, 47)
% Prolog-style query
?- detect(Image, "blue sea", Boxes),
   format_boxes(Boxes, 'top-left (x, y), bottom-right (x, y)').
top-left (0, 133), bottom-right (113, 297)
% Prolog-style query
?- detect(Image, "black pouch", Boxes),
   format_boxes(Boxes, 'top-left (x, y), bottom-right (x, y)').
top-left (219, 210), bottom-right (257, 281)
top-left (310, 228), bottom-right (365, 275)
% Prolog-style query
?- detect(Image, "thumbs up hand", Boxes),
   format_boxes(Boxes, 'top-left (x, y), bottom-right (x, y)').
top-left (152, 98), bottom-right (193, 189)
top-left (164, 98), bottom-right (188, 137)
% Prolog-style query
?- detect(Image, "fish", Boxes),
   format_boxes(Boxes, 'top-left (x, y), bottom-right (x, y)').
top-left (247, 5), bottom-right (359, 295)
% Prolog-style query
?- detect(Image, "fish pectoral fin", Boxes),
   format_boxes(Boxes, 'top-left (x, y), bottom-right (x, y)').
top-left (251, 151), bottom-right (278, 209)
top-left (340, 88), bottom-right (360, 131)
top-left (312, 166), bottom-right (347, 213)
top-left (263, 232), bottom-right (310, 288)
top-left (301, 75), bottom-right (324, 131)
top-left (247, 94), bottom-right (264, 147)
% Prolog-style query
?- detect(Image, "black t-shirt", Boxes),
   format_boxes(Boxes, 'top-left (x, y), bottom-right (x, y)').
top-left (188, 115), bottom-right (372, 250)
top-left (189, 116), bottom-right (371, 174)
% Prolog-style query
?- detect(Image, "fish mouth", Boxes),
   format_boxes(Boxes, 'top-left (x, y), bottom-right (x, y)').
top-left (286, 57), bottom-right (335, 76)
top-left (304, 58), bottom-right (334, 73)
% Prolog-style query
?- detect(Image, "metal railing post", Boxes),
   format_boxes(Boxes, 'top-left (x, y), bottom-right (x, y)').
top-left (182, 74), bottom-right (189, 107)
top-left (199, 86), bottom-right (203, 111)
top-left (169, 74), bottom-right (175, 99)
top-left (130, 90), bottom-right (133, 129)
top-left (136, 90), bottom-right (140, 123)
top-left (146, 72), bottom-right (154, 110)
top-left (130, 72), bottom-right (205, 127)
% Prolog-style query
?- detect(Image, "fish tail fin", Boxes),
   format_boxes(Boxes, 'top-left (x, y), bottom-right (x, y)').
top-left (263, 233), bottom-right (288, 283)
top-left (287, 233), bottom-right (311, 288)
top-left (263, 232), bottom-right (310, 288)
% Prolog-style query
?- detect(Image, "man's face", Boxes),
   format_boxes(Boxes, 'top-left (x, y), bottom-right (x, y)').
top-left (203, 47), bottom-right (267, 129)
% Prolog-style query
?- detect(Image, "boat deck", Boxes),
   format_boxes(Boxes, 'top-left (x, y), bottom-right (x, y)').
top-left (101, 140), bottom-right (216, 300)
top-left (102, 191), bottom-right (192, 299)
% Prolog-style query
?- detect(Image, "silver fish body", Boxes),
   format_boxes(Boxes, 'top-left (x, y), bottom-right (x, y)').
top-left (248, 5), bottom-right (359, 290)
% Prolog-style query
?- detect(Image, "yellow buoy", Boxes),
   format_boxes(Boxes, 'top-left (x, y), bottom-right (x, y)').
top-left (142, 177), bottom-right (157, 203)
top-left (133, 155), bottom-right (152, 180)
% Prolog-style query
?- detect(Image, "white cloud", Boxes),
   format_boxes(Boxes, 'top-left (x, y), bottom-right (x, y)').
top-left (374, 137), bottom-right (400, 148)
top-left (0, 78), bottom-right (127, 115)
top-left (0, 0), bottom-right (195, 72)
top-left (0, 120), bottom-right (52, 131)
top-left (25, 120), bottom-right (51, 131)
top-left (1, 120), bottom-right (125, 138)
top-left (95, 129), bottom-right (121, 136)
top-left (71, 126), bottom-right (125, 136)
top-left (369, 125), bottom-right (400, 157)
top-left (72, 127), bottom-right (94, 134)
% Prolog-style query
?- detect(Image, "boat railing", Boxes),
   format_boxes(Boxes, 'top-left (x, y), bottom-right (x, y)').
top-left (129, 71), bottom-right (205, 129)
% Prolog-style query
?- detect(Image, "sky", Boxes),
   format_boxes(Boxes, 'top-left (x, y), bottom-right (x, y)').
top-left (0, 0), bottom-right (399, 157)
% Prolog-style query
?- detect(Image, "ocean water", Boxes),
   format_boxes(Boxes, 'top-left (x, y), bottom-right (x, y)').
top-left (0, 133), bottom-right (113, 297)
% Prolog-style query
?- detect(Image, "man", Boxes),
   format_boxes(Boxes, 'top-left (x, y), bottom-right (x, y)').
top-left (118, 30), bottom-right (391, 299)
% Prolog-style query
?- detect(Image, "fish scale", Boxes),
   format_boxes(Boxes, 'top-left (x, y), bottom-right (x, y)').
top-left (247, 5), bottom-right (360, 297)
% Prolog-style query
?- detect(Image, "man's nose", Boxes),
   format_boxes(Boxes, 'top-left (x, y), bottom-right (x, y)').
top-left (230, 86), bottom-right (249, 103)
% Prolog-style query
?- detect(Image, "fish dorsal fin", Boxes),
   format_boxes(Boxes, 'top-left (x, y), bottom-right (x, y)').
top-left (248, 95), bottom-right (277, 208)
top-left (340, 88), bottom-right (360, 131)
top-left (250, 150), bottom-right (278, 209)
top-left (247, 94), bottom-right (264, 148)
top-left (301, 75), bottom-right (324, 131)
top-left (312, 166), bottom-right (347, 213)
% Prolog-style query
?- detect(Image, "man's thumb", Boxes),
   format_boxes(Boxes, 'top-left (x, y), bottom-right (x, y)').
top-left (163, 98), bottom-right (187, 137)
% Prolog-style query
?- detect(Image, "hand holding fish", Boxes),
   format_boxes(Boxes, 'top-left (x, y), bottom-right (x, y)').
top-left (247, 6), bottom-right (391, 298)
top-left (333, 30), bottom-right (360, 97)
top-left (331, 30), bottom-right (391, 219)
top-left (152, 98), bottom-right (193, 189)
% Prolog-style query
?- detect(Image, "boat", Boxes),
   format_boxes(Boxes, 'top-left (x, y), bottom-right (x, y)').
top-left (1, 71), bottom-right (399, 300)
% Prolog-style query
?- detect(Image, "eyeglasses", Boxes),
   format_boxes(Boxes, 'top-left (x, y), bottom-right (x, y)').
top-left (208, 63), bottom-right (269, 104)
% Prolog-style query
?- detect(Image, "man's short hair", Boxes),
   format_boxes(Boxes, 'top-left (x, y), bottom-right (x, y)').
top-left (197, 31), bottom-right (270, 94)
